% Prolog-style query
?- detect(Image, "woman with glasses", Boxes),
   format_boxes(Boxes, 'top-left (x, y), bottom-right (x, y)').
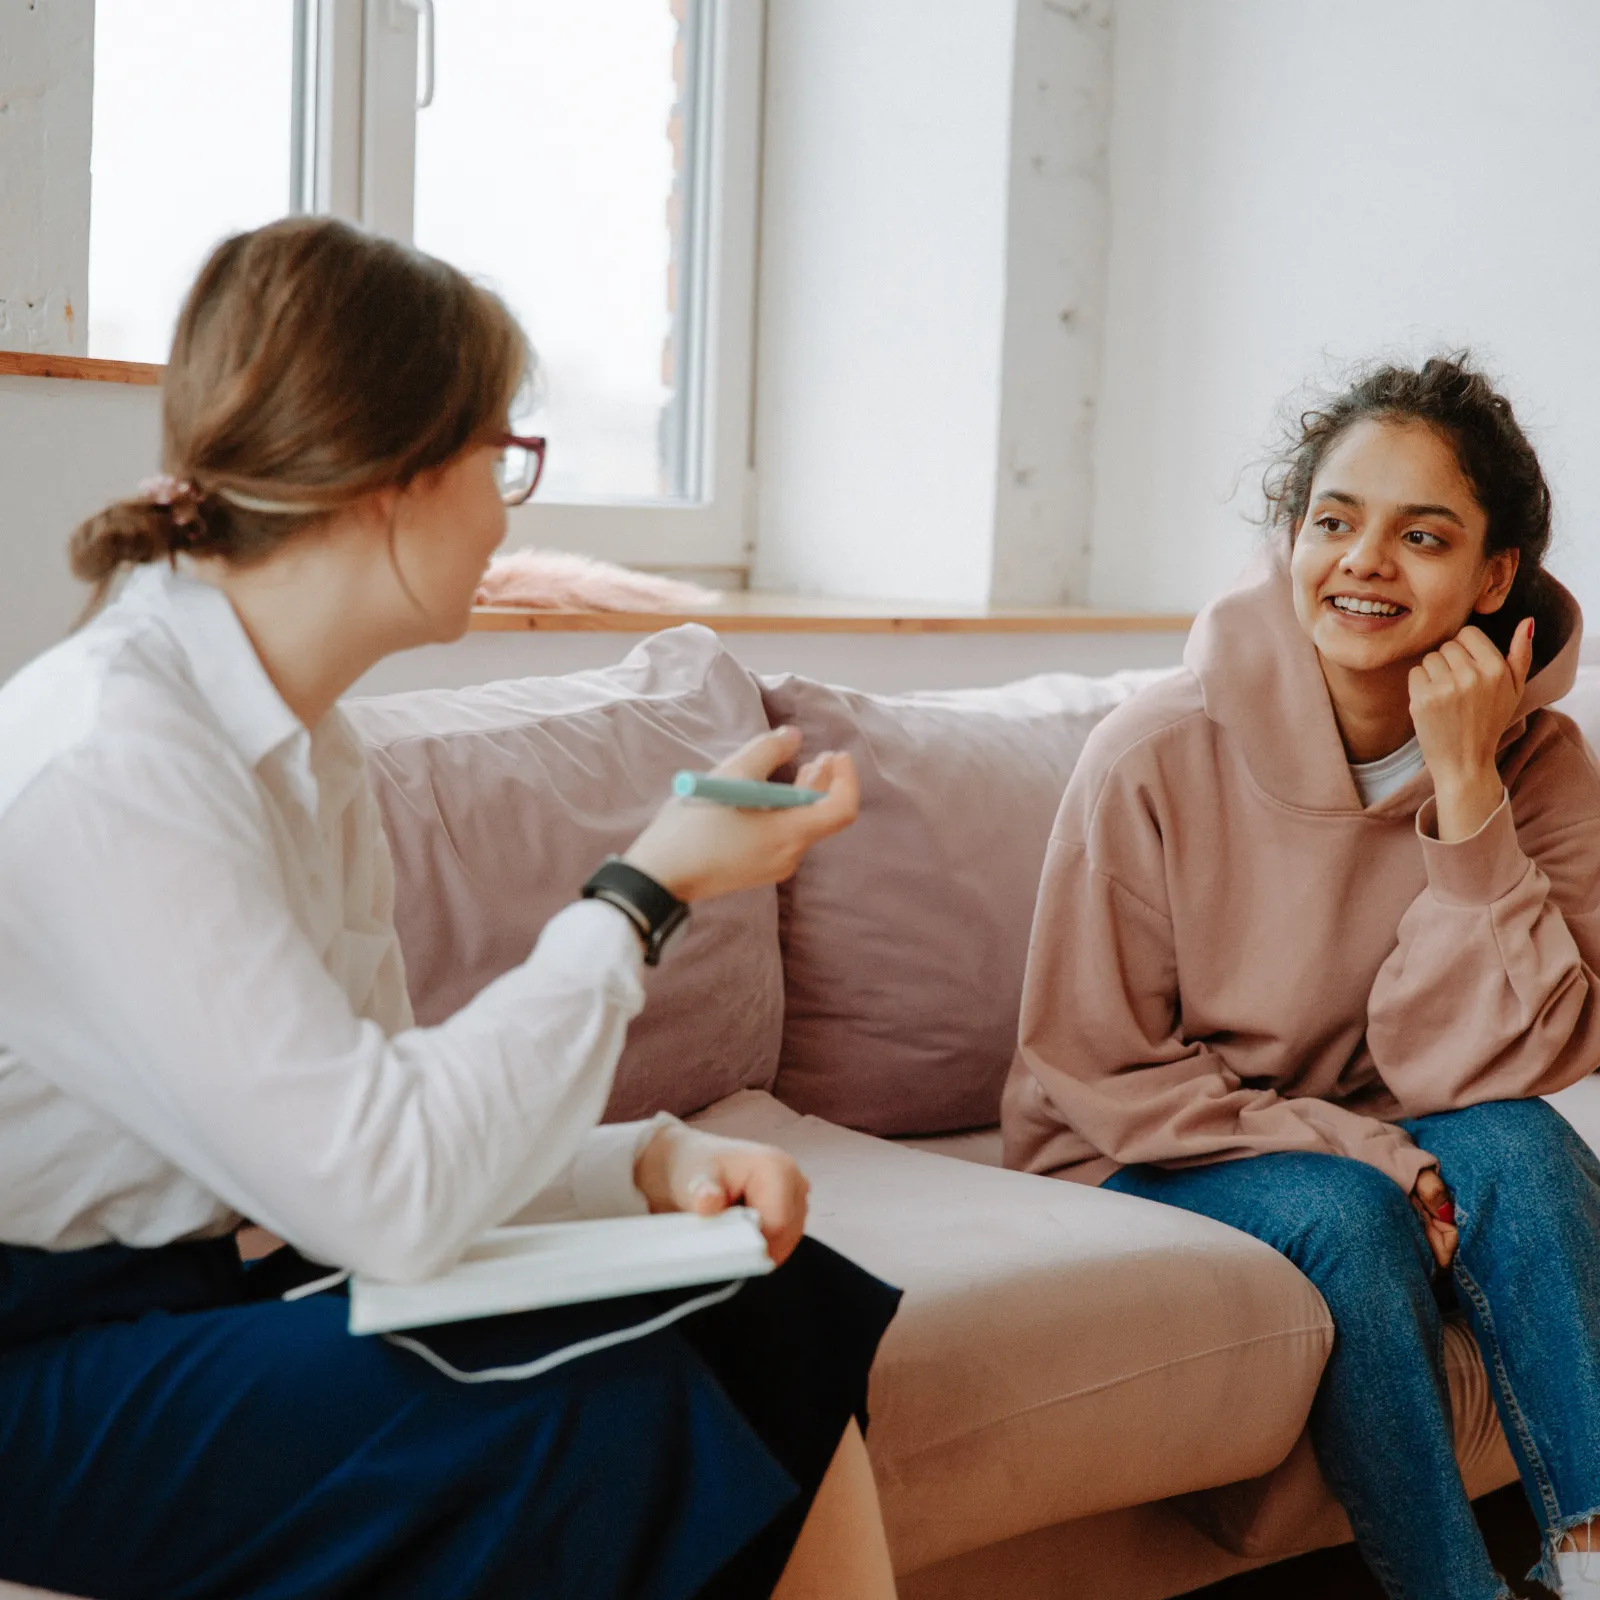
top-left (0, 217), bottom-right (900, 1600)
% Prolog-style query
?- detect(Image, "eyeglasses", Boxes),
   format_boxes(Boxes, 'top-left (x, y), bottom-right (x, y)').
top-left (495, 434), bottom-right (548, 506)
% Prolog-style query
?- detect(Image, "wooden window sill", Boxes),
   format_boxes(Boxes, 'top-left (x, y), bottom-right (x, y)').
top-left (469, 594), bottom-right (1193, 635)
top-left (0, 353), bottom-right (163, 385)
top-left (0, 357), bottom-right (1192, 638)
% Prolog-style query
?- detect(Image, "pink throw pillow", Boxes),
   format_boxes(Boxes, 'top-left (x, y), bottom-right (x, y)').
top-left (346, 626), bottom-right (783, 1122)
top-left (762, 670), bottom-right (1170, 1135)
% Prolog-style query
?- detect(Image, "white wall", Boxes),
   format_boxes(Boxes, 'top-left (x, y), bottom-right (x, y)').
top-left (352, 625), bottom-right (1186, 698)
top-left (754, 0), bottom-right (1015, 605)
top-left (0, 0), bottom-right (92, 354)
top-left (0, 375), bottom-right (160, 670)
top-left (1091, 0), bottom-right (1600, 620)
top-left (753, 0), bottom-right (1114, 608)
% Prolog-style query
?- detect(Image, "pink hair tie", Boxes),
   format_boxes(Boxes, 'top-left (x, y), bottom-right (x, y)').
top-left (137, 474), bottom-right (194, 506)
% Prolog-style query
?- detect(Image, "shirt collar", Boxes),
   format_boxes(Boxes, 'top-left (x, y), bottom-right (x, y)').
top-left (122, 564), bottom-right (306, 773)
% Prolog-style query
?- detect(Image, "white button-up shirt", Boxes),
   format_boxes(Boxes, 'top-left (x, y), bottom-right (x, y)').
top-left (0, 565), bottom-right (655, 1281)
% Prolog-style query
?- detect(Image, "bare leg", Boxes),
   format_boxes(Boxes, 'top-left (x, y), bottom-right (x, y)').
top-left (1562, 1517), bottom-right (1597, 1552)
top-left (770, 1419), bottom-right (896, 1600)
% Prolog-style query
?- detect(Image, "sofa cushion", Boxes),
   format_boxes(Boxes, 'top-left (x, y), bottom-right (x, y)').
top-left (910, 1095), bottom-right (1600, 1565)
top-left (1182, 1314), bottom-right (1515, 1560)
top-left (346, 626), bottom-right (783, 1122)
top-left (903, 1118), bottom-right (1520, 1563)
top-left (689, 1090), bottom-right (1333, 1576)
top-left (760, 670), bottom-right (1170, 1135)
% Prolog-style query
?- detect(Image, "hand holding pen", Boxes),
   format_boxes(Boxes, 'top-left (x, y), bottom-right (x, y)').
top-left (621, 727), bottom-right (858, 903)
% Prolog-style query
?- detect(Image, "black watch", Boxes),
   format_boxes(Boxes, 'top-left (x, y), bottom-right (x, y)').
top-left (581, 857), bottom-right (690, 967)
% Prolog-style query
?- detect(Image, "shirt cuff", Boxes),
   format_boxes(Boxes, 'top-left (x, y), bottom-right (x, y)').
top-left (532, 899), bottom-right (648, 1009)
top-left (570, 1112), bottom-right (681, 1218)
top-left (1415, 790), bottom-right (1529, 906)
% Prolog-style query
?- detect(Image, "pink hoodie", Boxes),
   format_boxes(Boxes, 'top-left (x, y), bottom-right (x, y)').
top-left (1002, 545), bottom-right (1600, 1194)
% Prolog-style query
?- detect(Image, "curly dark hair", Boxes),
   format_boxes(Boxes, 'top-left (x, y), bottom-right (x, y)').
top-left (1262, 354), bottom-right (1560, 664)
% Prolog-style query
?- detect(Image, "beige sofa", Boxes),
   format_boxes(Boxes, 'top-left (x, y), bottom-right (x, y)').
top-left (350, 632), bottom-right (1600, 1599)
top-left (687, 1082), bottom-right (1600, 1598)
top-left (9, 632), bottom-right (1600, 1600)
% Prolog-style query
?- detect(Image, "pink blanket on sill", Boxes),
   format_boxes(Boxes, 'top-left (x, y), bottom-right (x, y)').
top-left (475, 548), bottom-right (722, 612)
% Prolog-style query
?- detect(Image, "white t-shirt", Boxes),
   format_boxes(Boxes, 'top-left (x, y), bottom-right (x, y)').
top-left (1350, 736), bottom-right (1427, 808)
top-left (0, 564), bottom-right (656, 1280)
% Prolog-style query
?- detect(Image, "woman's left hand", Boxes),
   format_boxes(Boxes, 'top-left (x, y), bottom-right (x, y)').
top-left (1410, 1168), bottom-right (1459, 1271)
top-left (634, 1122), bottom-right (810, 1266)
top-left (1410, 617), bottom-right (1534, 842)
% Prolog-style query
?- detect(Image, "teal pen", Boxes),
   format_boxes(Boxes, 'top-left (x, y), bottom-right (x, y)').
top-left (672, 772), bottom-right (823, 808)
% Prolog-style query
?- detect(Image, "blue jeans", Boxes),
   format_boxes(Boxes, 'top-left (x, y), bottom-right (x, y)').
top-left (1105, 1098), bottom-right (1600, 1600)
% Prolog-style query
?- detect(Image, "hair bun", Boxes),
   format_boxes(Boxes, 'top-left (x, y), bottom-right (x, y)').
top-left (69, 498), bottom-right (189, 586)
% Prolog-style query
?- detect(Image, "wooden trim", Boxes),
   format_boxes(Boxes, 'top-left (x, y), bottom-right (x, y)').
top-left (0, 353), bottom-right (163, 387)
top-left (469, 599), bottom-right (1193, 636)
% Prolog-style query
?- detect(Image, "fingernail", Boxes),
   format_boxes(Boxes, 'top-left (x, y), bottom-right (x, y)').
top-left (1434, 1202), bottom-right (1456, 1225)
top-left (689, 1178), bottom-right (720, 1202)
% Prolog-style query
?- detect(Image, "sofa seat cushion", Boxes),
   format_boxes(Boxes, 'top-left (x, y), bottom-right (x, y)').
top-left (689, 1091), bottom-right (1332, 1575)
top-left (346, 625), bottom-right (784, 1122)
top-left (900, 1119), bottom-right (1521, 1561)
top-left (1184, 1313), bottom-right (1516, 1560)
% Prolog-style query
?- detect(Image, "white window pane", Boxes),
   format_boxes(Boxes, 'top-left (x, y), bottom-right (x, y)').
top-left (89, 2), bottom-right (296, 363)
top-left (413, 0), bottom-right (685, 503)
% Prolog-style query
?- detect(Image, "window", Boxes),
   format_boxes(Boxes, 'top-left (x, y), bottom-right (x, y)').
top-left (88, 1), bottom-right (302, 362)
top-left (83, 0), bottom-right (760, 575)
top-left (412, 2), bottom-right (692, 505)
top-left (363, 0), bottom-right (761, 570)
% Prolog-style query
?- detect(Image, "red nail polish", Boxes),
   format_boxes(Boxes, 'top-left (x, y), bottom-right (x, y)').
top-left (1435, 1202), bottom-right (1456, 1226)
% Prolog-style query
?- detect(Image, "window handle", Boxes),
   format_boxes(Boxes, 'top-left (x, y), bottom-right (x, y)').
top-left (388, 0), bottom-right (435, 109)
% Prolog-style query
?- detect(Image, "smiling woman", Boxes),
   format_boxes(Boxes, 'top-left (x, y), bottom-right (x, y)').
top-left (1270, 358), bottom-right (1558, 839)
top-left (1003, 352), bottom-right (1600, 1597)
top-left (1266, 355), bottom-right (1561, 667)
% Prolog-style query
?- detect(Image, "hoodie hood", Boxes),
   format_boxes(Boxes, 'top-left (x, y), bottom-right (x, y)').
top-left (1182, 538), bottom-right (1583, 812)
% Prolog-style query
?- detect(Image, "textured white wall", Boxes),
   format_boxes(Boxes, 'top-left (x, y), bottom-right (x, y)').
top-left (1089, 0), bottom-right (1600, 621)
top-left (989, 0), bottom-right (1113, 608)
top-left (0, 0), bottom-right (93, 355)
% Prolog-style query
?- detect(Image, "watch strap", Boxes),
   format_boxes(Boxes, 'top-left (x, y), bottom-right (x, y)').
top-left (581, 858), bottom-right (690, 967)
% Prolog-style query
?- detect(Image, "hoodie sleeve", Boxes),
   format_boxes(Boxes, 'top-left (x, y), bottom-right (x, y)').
top-left (1366, 718), bottom-right (1600, 1114)
top-left (1004, 756), bottom-right (1435, 1196)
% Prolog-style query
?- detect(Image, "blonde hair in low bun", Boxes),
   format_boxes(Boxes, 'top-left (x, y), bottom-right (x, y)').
top-left (70, 215), bottom-right (530, 619)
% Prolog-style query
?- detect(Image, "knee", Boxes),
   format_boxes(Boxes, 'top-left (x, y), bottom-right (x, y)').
top-left (1423, 1095), bottom-right (1569, 1164)
top-left (1419, 1098), bottom-right (1596, 1218)
top-left (1277, 1157), bottom-right (1430, 1298)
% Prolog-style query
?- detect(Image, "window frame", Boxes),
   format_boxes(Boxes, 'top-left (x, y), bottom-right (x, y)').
top-left (315, 0), bottom-right (761, 577)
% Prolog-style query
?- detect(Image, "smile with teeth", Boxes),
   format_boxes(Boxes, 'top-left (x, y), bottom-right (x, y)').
top-left (1329, 596), bottom-right (1407, 618)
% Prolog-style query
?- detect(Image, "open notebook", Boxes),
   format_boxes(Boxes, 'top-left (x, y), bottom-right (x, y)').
top-left (348, 1208), bottom-right (775, 1336)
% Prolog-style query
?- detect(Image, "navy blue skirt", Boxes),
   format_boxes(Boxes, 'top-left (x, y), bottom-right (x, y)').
top-left (0, 1231), bottom-right (900, 1600)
